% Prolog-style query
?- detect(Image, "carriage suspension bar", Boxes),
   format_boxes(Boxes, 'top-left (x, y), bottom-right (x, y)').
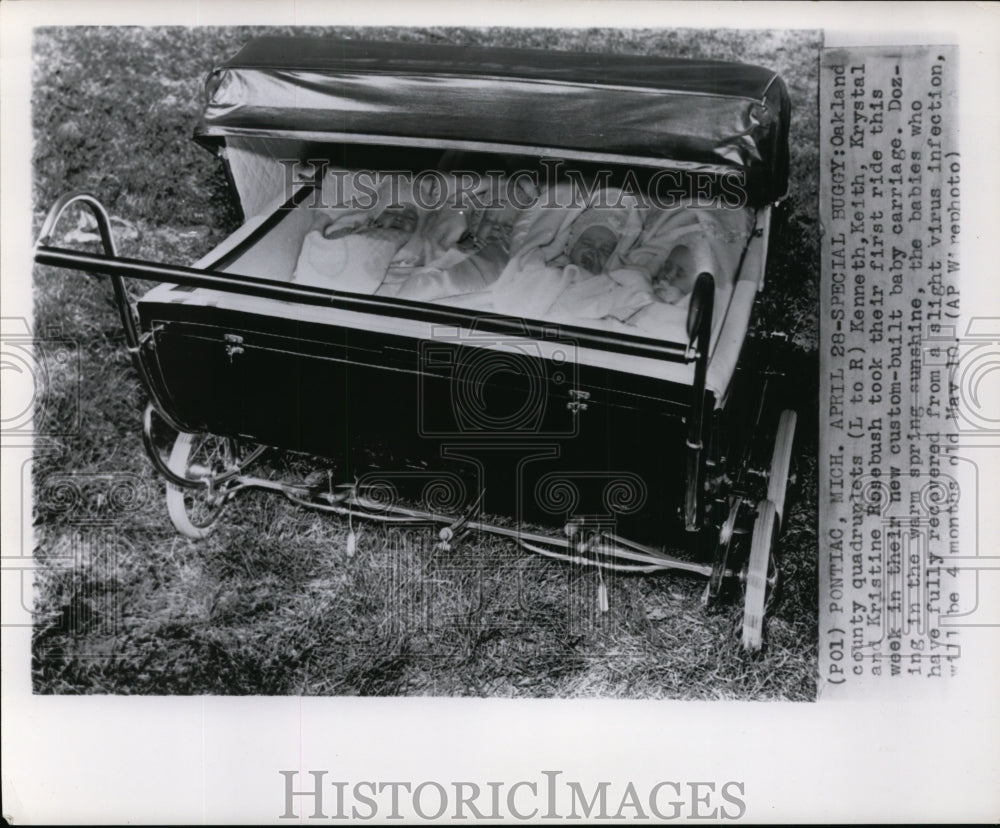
top-left (282, 485), bottom-right (716, 577)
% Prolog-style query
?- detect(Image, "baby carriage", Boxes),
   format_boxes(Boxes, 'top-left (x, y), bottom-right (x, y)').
top-left (35, 37), bottom-right (797, 652)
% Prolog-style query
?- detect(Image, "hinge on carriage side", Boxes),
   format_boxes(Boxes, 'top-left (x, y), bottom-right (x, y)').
top-left (567, 389), bottom-right (590, 414)
top-left (224, 333), bottom-right (245, 363)
top-left (129, 325), bottom-right (159, 354)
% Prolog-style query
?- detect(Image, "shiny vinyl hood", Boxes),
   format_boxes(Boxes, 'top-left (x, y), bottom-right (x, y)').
top-left (195, 37), bottom-right (791, 204)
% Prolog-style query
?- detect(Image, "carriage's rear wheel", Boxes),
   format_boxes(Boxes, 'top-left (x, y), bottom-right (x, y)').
top-left (741, 499), bottom-right (778, 653)
top-left (165, 432), bottom-right (242, 539)
top-left (767, 409), bottom-right (797, 527)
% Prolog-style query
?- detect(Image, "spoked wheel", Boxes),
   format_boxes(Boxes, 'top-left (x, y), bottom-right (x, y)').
top-left (767, 409), bottom-right (798, 527)
top-left (703, 496), bottom-right (742, 607)
top-left (165, 432), bottom-right (261, 539)
top-left (741, 499), bottom-right (779, 654)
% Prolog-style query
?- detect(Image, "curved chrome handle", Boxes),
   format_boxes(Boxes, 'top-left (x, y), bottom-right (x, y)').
top-left (34, 192), bottom-right (156, 416)
top-left (35, 191), bottom-right (118, 257)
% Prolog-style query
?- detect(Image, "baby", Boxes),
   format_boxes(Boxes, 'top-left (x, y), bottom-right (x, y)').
top-left (649, 244), bottom-right (698, 305)
top-left (625, 203), bottom-right (757, 311)
top-left (491, 196), bottom-right (651, 322)
top-left (564, 216), bottom-right (624, 276)
top-left (618, 206), bottom-right (757, 336)
top-left (292, 177), bottom-right (423, 294)
top-left (388, 205), bottom-right (510, 302)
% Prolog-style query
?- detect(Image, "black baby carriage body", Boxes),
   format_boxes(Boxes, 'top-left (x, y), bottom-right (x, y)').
top-left (35, 37), bottom-right (798, 653)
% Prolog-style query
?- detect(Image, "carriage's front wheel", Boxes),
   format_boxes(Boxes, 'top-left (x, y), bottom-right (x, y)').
top-left (741, 499), bottom-right (778, 653)
top-left (165, 432), bottom-right (239, 539)
top-left (767, 409), bottom-right (797, 527)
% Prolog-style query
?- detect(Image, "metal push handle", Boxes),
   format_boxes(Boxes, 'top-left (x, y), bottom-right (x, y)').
top-left (34, 191), bottom-right (193, 433)
top-left (35, 192), bottom-right (137, 345)
top-left (36, 191), bottom-right (119, 252)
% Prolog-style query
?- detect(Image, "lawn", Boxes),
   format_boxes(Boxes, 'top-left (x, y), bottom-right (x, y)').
top-left (30, 26), bottom-right (820, 699)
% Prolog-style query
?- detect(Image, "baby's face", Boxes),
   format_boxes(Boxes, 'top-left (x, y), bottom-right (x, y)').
top-left (652, 256), bottom-right (695, 303)
top-left (569, 225), bottom-right (618, 275)
top-left (373, 204), bottom-right (419, 233)
top-left (651, 259), bottom-right (680, 302)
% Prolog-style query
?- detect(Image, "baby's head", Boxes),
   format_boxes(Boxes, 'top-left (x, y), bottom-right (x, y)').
top-left (569, 225), bottom-right (619, 275)
top-left (372, 203), bottom-right (419, 233)
top-left (651, 245), bottom-right (697, 303)
top-left (319, 202), bottom-right (419, 242)
top-left (565, 209), bottom-right (628, 275)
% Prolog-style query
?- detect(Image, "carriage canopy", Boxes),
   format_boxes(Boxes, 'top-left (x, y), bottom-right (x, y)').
top-left (194, 36), bottom-right (791, 205)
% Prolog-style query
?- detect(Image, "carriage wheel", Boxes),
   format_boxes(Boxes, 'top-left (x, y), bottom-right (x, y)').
top-left (165, 432), bottom-right (240, 539)
top-left (703, 496), bottom-right (741, 607)
top-left (767, 409), bottom-right (797, 527)
top-left (741, 499), bottom-right (778, 653)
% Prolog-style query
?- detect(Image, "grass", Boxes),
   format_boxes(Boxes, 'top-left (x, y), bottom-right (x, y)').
top-left (31, 26), bottom-right (820, 699)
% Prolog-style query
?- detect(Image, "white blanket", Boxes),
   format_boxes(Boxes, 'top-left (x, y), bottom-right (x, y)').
top-left (288, 171), bottom-right (753, 343)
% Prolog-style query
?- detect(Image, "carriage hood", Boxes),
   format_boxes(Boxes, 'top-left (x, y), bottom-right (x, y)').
top-left (194, 36), bottom-right (791, 205)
